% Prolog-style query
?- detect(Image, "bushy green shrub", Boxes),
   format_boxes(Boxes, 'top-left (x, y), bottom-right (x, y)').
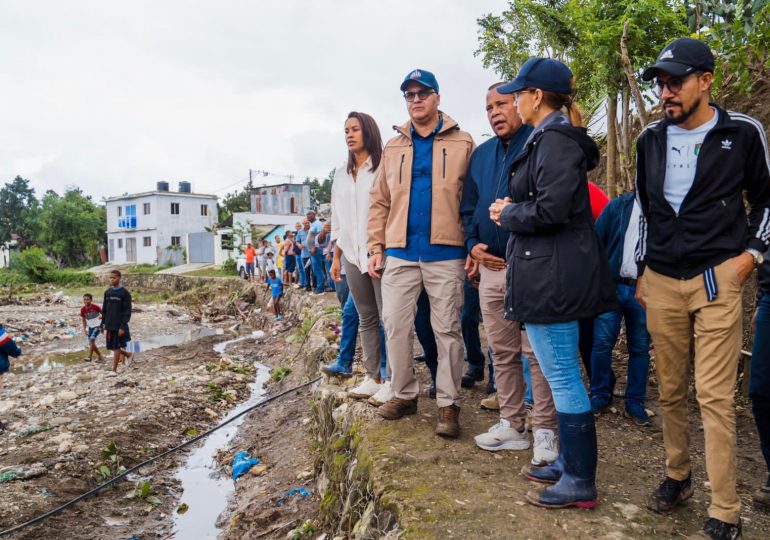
top-left (49, 269), bottom-right (93, 285)
top-left (221, 258), bottom-right (237, 275)
top-left (11, 247), bottom-right (55, 282)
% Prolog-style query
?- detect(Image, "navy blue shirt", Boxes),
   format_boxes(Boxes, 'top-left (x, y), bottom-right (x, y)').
top-left (460, 126), bottom-right (533, 258)
top-left (387, 116), bottom-right (466, 262)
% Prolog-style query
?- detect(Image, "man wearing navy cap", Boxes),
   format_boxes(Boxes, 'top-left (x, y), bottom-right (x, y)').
top-left (635, 37), bottom-right (770, 539)
top-left (367, 69), bottom-right (475, 438)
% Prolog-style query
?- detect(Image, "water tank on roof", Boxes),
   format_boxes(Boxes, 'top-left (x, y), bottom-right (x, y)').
top-left (157, 181), bottom-right (169, 192)
top-left (178, 181), bottom-right (192, 193)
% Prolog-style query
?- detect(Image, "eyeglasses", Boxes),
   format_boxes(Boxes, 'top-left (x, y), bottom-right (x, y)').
top-left (513, 89), bottom-right (536, 102)
top-left (403, 89), bottom-right (435, 102)
top-left (653, 72), bottom-right (701, 97)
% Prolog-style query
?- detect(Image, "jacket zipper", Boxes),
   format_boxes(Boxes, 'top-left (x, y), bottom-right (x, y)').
top-left (399, 154), bottom-right (404, 184)
top-left (442, 148), bottom-right (447, 179)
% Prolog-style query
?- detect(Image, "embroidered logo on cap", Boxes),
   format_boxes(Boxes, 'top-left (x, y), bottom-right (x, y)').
top-left (409, 70), bottom-right (422, 79)
top-left (660, 49), bottom-right (674, 60)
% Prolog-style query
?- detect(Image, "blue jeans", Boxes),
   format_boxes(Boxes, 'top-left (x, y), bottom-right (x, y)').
top-left (526, 321), bottom-right (591, 414)
top-left (462, 278), bottom-right (485, 368)
top-left (590, 283), bottom-right (650, 407)
top-left (310, 252), bottom-right (326, 293)
top-left (299, 256), bottom-right (310, 288)
top-left (325, 259), bottom-right (336, 291)
top-left (751, 294), bottom-right (770, 472)
top-left (523, 354), bottom-right (533, 404)
top-left (415, 289), bottom-right (438, 382)
top-left (335, 274), bottom-right (350, 308)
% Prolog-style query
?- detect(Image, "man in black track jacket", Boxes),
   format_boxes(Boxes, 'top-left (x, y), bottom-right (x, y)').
top-left (635, 38), bottom-right (770, 540)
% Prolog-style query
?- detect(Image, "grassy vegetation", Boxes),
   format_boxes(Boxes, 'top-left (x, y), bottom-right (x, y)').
top-left (183, 267), bottom-right (239, 278)
top-left (124, 264), bottom-right (171, 274)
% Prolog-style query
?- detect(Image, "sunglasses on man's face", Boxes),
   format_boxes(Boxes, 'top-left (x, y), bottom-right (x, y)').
top-left (653, 72), bottom-right (701, 97)
top-left (403, 90), bottom-right (435, 102)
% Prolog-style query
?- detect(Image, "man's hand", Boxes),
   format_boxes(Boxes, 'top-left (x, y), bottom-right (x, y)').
top-left (489, 197), bottom-right (512, 226)
top-left (330, 258), bottom-right (342, 283)
top-left (471, 243), bottom-right (506, 271)
top-left (465, 255), bottom-right (479, 279)
top-left (731, 252), bottom-right (755, 285)
top-left (635, 275), bottom-right (646, 310)
top-left (118, 329), bottom-right (125, 337)
top-left (368, 253), bottom-right (383, 279)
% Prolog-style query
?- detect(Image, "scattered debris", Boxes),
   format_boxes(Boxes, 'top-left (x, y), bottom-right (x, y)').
top-left (232, 451), bottom-right (261, 481)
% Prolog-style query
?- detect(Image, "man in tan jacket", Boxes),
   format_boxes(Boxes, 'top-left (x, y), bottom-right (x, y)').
top-left (367, 68), bottom-right (474, 438)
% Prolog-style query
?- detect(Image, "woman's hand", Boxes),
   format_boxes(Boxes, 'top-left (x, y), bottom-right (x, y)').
top-left (489, 197), bottom-right (512, 226)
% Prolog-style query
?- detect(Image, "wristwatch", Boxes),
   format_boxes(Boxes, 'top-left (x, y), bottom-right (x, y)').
top-left (746, 248), bottom-right (764, 266)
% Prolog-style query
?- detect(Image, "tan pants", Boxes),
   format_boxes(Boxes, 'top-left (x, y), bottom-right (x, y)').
top-left (641, 259), bottom-right (743, 524)
top-left (381, 256), bottom-right (465, 408)
top-left (479, 265), bottom-right (556, 431)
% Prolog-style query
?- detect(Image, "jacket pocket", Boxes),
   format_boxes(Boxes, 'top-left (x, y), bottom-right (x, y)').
top-left (511, 237), bottom-right (555, 318)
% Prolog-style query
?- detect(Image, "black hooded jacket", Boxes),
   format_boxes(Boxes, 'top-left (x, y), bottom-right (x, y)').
top-left (500, 116), bottom-right (617, 323)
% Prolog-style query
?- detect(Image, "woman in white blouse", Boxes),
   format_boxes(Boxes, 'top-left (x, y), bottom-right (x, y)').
top-left (327, 111), bottom-right (387, 399)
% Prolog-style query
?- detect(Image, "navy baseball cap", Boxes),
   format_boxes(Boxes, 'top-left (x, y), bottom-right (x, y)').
top-left (642, 38), bottom-right (714, 81)
top-left (498, 58), bottom-right (573, 95)
top-left (400, 69), bottom-right (439, 93)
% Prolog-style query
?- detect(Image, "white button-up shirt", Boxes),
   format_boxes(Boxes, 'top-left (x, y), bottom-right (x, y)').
top-left (331, 157), bottom-right (379, 273)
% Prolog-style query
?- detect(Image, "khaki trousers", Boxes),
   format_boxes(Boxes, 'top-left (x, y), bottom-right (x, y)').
top-left (381, 256), bottom-right (465, 408)
top-left (641, 259), bottom-right (743, 524)
top-left (479, 265), bottom-right (557, 431)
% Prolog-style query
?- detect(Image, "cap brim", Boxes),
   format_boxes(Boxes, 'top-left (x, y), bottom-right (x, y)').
top-left (496, 79), bottom-right (526, 94)
top-left (399, 80), bottom-right (435, 92)
top-left (641, 61), bottom-right (695, 81)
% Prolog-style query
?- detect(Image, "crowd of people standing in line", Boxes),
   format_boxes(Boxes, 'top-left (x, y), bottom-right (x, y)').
top-left (309, 37), bottom-right (770, 540)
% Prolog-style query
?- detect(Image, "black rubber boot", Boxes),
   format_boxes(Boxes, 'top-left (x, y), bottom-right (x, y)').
top-left (526, 411), bottom-right (598, 509)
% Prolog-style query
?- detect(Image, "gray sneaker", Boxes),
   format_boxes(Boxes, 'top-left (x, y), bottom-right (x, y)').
top-left (474, 419), bottom-right (530, 451)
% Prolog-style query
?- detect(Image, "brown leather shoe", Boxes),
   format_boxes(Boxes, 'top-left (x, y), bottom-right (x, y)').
top-left (378, 397), bottom-right (418, 420)
top-left (436, 404), bottom-right (460, 438)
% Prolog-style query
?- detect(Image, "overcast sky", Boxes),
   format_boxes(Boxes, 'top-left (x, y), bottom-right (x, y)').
top-left (0, 1), bottom-right (507, 202)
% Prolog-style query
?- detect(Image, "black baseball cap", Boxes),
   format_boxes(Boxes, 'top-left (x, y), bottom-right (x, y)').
top-left (642, 38), bottom-right (715, 81)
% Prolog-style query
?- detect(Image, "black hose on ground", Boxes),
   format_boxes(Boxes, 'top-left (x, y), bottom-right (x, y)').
top-left (0, 375), bottom-right (322, 538)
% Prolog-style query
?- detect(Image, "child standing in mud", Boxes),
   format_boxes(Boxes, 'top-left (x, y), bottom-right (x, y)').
top-left (101, 270), bottom-right (132, 376)
top-left (80, 293), bottom-right (104, 362)
top-left (0, 323), bottom-right (22, 390)
top-left (265, 268), bottom-right (284, 321)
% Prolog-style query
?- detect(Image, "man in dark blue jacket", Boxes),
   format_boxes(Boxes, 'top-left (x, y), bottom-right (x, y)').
top-left (590, 192), bottom-right (651, 425)
top-left (461, 83), bottom-right (558, 465)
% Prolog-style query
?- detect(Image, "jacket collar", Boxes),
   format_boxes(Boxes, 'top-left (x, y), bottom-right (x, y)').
top-left (393, 111), bottom-right (459, 139)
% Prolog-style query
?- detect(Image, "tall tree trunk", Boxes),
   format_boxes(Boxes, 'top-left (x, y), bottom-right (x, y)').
top-left (620, 86), bottom-right (633, 192)
top-left (620, 20), bottom-right (649, 126)
top-left (606, 92), bottom-right (619, 199)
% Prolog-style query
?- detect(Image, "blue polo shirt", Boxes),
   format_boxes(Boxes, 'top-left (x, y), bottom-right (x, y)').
top-left (386, 116), bottom-right (466, 263)
top-left (296, 229), bottom-right (310, 258)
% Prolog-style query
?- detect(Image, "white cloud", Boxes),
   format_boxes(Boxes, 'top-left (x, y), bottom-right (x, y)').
top-left (0, 0), bottom-right (506, 201)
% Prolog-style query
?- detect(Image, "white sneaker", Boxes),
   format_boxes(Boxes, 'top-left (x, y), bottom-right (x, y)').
top-left (474, 419), bottom-right (530, 451)
top-left (348, 376), bottom-right (382, 399)
top-left (368, 380), bottom-right (394, 407)
top-left (532, 428), bottom-right (559, 465)
top-left (105, 371), bottom-right (117, 377)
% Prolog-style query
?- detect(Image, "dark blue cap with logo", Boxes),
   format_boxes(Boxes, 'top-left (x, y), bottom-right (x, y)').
top-left (498, 58), bottom-right (573, 95)
top-left (400, 69), bottom-right (439, 93)
top-left (642, 38), bottom-right (715, 81)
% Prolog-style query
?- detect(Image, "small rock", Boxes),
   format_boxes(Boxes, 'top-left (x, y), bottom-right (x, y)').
top-left (58, 441), bottom-right (72, 454)
top-left (203, 408), bottom-right (219, 419)
top-left (250, 464), bottom-right (268, 476)
top-left (55, 391), bottom-right (78, 402)
top-left (49, 417), bottom-right (73, 427)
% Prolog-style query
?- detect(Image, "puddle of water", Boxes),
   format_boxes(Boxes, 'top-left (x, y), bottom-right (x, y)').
top-left (11, 327), bottom-right (226, 374)
top-left (171, 338), bottom-right (270, 540)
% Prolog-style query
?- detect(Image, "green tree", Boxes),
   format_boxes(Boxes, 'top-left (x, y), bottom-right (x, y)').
top-left (37, 188), bottom-right (106, 267)
top-left (303, 169), bottom-right (334, 206)
top-left (218, 178), bottom-right (255, 223)
top-left (0, 176), bottom-right (38, 246)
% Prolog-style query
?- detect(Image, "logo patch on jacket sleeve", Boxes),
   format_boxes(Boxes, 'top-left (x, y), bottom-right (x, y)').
top-left (721, 139), bottom-right (732, 150)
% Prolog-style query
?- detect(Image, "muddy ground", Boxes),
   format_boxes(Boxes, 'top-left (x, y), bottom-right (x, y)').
top-left (0, 287), bottom-right (322, 540)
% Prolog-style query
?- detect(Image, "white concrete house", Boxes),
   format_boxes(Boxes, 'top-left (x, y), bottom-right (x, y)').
top-left (105, 182), bottom-right (218, 265)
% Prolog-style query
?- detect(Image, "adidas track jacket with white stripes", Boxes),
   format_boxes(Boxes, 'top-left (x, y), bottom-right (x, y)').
top-left (635, 104), bottom-right (770, 280)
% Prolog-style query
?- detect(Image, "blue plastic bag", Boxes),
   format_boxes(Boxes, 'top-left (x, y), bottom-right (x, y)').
top-left (276, 487), bottom-right (311, 505)
top-left (232, 451), bottom-right (260, 481)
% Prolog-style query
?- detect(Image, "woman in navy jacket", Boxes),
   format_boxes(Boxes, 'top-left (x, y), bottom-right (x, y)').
top-left (490, 57), bottom-right (616, 509)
